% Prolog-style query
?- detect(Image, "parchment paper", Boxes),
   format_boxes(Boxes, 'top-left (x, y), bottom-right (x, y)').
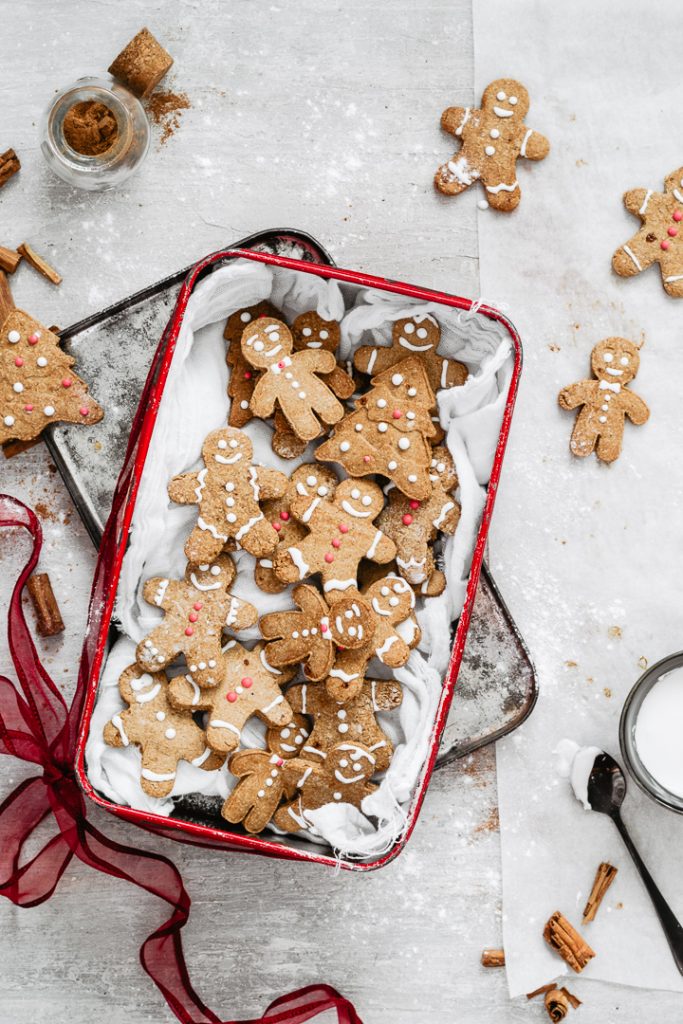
top-left (473, 0), bottom-right (683, 997)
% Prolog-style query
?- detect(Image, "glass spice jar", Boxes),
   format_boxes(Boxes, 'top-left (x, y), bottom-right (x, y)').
top-left (40, 74), bottom-right (150, 191)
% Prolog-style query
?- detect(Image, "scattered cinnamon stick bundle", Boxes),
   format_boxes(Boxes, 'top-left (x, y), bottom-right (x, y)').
top-left (528, 983), bottom-right (581, 1022)
top-left (27, 573), bottom-right (65, 636)
top-left (481, 948), bottom-right (505, 968)
top-left (0, 148), bottom-right (20, 189)
top-left (109, 27), bottom-right (173, 98)
top-left (543, 911), bottom-right (595, 973)
top-left (0, 246), bottom-right (21, 274)
top-left (17, 243), bottom-right (62, 286)
top-left (583, 862), bottom-right (618, 924)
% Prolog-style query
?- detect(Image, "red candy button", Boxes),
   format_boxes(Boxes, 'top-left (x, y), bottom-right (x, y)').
top-left (331, 538), bottom-right (341, 548)
top-left (661, 240), bottom-right (671, 250)
top-left (273, 521), bottom-right (282, 531)
top-left (675, 210), bottom-right (683, 222)
top-left (339, 523), bottom-right (349, 533)
top-left (280, 511), bottom-right (289, 521)
top-left (402, 514), bottom-right (413, 525)
top-left (409, 500), bottom-right (420, 510)
top-left (185, 626), bottom-right (194, 636)
top-left (193, 602), bottom-right (202, 610)
top-left (244, 371), bottom-right (252, 379)
top-left (189, 612), bottom-right (198, 622)
top-left (392, 409), bottom-right (402, 419)
top-left (226, 692), bottom-right (237, 703)
top-left (62, 378), bottom-right (72, 388)
top-left (324, 553), bottom-right (334, 563)
top-left (241, 676), bottom-right (253, 688)
top-left (669, 227), bottom-right (678, 237)
top-left (14, 357), bottom-right (23, 367)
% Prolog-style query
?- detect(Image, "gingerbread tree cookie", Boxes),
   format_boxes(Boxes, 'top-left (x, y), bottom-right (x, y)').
top-left (221, 713), bottom-right (311, 833)
top-left (353, 314), bottom-right (467, 392)
top-left (272, 743), bottom-right (378, 833)
top-left (0, 285), bottom-right (103, 444)
top-left (326, 575), bottom-right (419, 701)
top-left (241, 316), bottom-right (345, 442)
top-left (103, 664), bottom-right (223, 798)
top-left (136, 554), bottom-right (257, 689)
top-left (255, 463), bottom-right (339, 593)
top-left (168, 426), bottom-right (288, 563)
top-left (558, 338), bottom-right (649, 464)
top-left (273, 479), bottom-right (396, 596)
top-left (378, 446), bottom-right (460, 596)
top-left (316, 357), bottom-right (437, 500)
top-left (260, 584), bottom-right (375, 681)
top-left (168, 640), bottom-right (295, 755)
top-left (612, 168), bottom-right (683, 297)
top-left (272, 311), bottom-right (354, 459)
top-left (287, 679), bottom-right (401, 773)
top-left (435, 79), bottom-right (549, 212)
top-left (224, 300), bottom-right (281, 427)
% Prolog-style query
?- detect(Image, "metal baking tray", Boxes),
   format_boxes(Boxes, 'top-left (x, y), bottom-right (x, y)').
top-left (44, 227), bottom-right (537, 763)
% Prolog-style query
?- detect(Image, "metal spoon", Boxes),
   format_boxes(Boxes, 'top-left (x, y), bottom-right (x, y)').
top-left (588, 751), bottom-right (683, 974)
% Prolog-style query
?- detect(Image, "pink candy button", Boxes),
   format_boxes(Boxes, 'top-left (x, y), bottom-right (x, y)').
top-left (324, 553), bottom-right (334, 563)
top-left (226, 692), bottom-right (238, 703)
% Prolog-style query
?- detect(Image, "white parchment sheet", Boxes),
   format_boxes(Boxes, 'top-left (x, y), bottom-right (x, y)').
top-left (473, 0), bottom-right (683, 997)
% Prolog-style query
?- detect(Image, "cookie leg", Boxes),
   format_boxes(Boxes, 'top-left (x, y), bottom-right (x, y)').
top-left (434, 159), bottom-right (475, 197)
top-left (184, 641), bottom-right (221, 688)
top-left (236, 516), bottom-right (279, 558)
top-left (662, 272), bottom-right (683, 298)
top-left (136, 631), bottom-right (173, 672)
top-left (481, 174), bottom-right (521, 212)
top-left (569, 420), bottom-right (598, 459)
top-left (205, 719), bottom-right (241, 754)
top-left (139, 750), bottom-right (178, 798)
top-left (272, 798), bottom-right (308, 833)
top-left (184, 523), bottom-right (227, 566)
top-left (596, 431), bottom-right (623, 465)
top-left (272, 409), bottom-right (308, 460)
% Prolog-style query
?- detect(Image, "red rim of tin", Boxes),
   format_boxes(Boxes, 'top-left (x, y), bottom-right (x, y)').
top-left (74, 247), bottom-right (523, 872)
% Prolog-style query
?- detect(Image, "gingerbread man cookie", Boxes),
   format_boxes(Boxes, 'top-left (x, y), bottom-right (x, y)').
top-left (168, 426), bottom-right (288, 563)
top-left (255, 463), bottom-right (339, 593)
top-left (287, 679), bottom-right (401, 773)
top-left (435, 79), bottom-right (550, 211)
top-left (271, 311), bottom-right (355, 459)
top-left (316, 358), bottom-right (437, 500)
top-left (103, 664), bottom-right (223, 798)
top-left (272, 742), bottom-right (378, 833)
top-left (612, 168), bottom-right (683, 297)
top-left (136, 554), bottom-right (257, 689)
top-left (260, 584), bottom-right (375, 681)
top-left (168, 640), bottom-right (295, 754)
top-left (378, 446), bottom-right (460, 596)
top-left (0, 307), bottom-right (103, 444)
top-left (224, 301), bottom-right (280, 427)
top-left (221, 713), bottom-right (311, 833)
top-left (353, 314), bottom-right (468, 393)
top-left (326, 575), bottom-right (419, 701)
top-left (273, 479), bottom-right (396, 596)
top-left (241, 317), bottom-right (345, 442)
top-left (558, 338), bottom-right (649, 464)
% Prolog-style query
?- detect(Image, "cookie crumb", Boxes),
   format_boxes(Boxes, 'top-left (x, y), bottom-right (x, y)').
top-left (608, 625), bottom-right (622, 639)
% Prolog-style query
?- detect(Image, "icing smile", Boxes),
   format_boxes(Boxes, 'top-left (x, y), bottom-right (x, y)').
top-left (399, 337), bottom-right (433, 352)
top-left (190, 573), bottom-right (222, 591)
top-left (493, 106), bottom-right (514, 118)
top-left (214, 452), bottom-right (243, 464)
top-left (605, 367), bottom-right (623, 376)
top-left (371, 598), bottom-right (391, 617)
top-left (341, 500), bottom-right (373, 518)
top-left (306, 341), bottom-right (322, 348)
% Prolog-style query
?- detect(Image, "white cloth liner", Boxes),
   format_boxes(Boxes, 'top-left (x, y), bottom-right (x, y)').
top-left (86, 257), bottom-right (512, 857)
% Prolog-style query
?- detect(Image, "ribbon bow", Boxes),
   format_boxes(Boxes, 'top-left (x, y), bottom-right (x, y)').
top-left (0, 494), bottom-right (362, 1024)
top-left (599, 380), bottom-right (621, 393)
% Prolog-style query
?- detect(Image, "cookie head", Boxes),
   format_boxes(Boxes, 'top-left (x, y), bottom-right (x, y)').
top-left (185, 553), bottom-right (236, 591)
top-left (481, 79), bottom-right (529, 121)
top-left (293, 311), bottom-right (340, 354)
top-left (366, 575), bottom-right (415, 621)
top-left (392, 315), bottom-right (439, 355)
top-left (591, 338), bottom-right (640, 385)
top-left (328, 595), bottom-right (375, 649)
top-left (336, 479), bottom-right (384, 520)
top-left (241, 317), bottom-right (293, 369)
top-left (266, 713), bottom-right (310, 758)
top-left (290, 463), bottom-right (338, 501)
top-left (329, 743), bottom-right (376, 786)
top-left (202, 427), bottom-right (253, 468)
top-left (429, 447), bottom-right (458, 491)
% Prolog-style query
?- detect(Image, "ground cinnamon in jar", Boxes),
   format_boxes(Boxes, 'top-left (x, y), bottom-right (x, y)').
top-left (63, 100), bottom-right (119, 156)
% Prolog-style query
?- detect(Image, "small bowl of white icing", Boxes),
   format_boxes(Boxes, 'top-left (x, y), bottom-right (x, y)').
top-left (620, 652), bottom-right (683, 813)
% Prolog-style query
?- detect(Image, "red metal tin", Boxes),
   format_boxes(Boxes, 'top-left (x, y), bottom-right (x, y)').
top-left (74, 247), bottom-right (522, 871)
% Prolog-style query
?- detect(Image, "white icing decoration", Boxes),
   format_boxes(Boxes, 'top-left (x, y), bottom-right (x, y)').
top-left (289, 547), bottom-right (310, 579)
top-left (235, 513), bottom-right (264, 541)
top-left (7, 330), bottom-right (20, 344)
top-left (485, 180), bottom-right (519, 194)
top-left (135, 683), bottom-right (161, 704)
top-left (323, 579), bottom-right (356, 593)
top-left (341, 500), bottom-right (372, 518)
top-left (153, 579), bottom-right (169, 606)
top-left (209, 720), bottom-right (241, 736)
top-left (519, 129), bottom-right (533, 158)
top-left (191, 748), bottom-right (212, 767)
top-left (261, 694), bottom-right (284, 714)
top-left (376, 635), bottom-right (398, 661)
top-left (198, 517), bottom-right (228, 541)
top-left (112, 714), bottom-right (129, 745)
top-left (493, 106), bottom-right (513, 118)
top-left (622, 245), bottom-right (642, 272)
top-left (366, 530), bottom-right (382, 559)
top-left (141, 768), bottom-right (176, 782)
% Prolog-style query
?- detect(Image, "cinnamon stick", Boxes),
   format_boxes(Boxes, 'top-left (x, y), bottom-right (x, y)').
top-left (583, 862), bottom-right (618, 923)
top-left (16, 243), bottom-right (62, 286)
top-left (26, 573), bottom-right (65, 636)
top-left (0, 148), bottom-right (20, 189)
top-left (481, 948), bottom-right (505, 967)
top-left (544, 987), bottom-right (582, 1022)
top-left (543, 911), bottom-right (595, 973)
top-left (0, 246), bottom-right (21, 274)
top-left (0, 270), bottom-right (15, 326)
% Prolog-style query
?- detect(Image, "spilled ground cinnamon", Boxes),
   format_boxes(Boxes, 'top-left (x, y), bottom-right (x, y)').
top-left (146, 91), bottom-right (190, 144)
top-left (63, 100), bottom-right (119, 156)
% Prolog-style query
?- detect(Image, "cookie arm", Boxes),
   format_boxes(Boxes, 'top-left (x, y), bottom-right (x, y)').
top-left (324, 363), bottom-right (356, 399)
top-left (621, 390), bottom-right (650, 425)
top-left (167, 471), bottom-right (201, 505)
top-left (254, 466), bottom-right (288, 500)
top-left (558, 380), bottom-right (594, 411)
top-left (622, 189), bottom-right (650, 217)
top-left (225, 595), bottom-right (258, 631)
top-left (167, 674), bottom-right (211, 711)
top-left (441, 357), bottom-right (468, 389)
top-left (612, 229), bottom-right (657, 277)
top-left (440, 106), bottom-right (469, 137)
top-left (519, 127), bottom-right (550, 161)
top-left (250, 375), bottom-right (277, 419)
top-left (370, 679), bottom-right (403, 711)
top-left (353, 344), bottom-right (393, 377)
top-left (433, 497), bottom-right (461, 536)
top-left (141, 576), bottom-right (172, 609)
top-left (297, 349), bottom-right (337, 375)
top-left (366, 529), bottom-right (397, 565)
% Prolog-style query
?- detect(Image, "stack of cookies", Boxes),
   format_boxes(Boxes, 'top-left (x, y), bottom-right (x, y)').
top-left (104, 304), bottom-right (466, 835)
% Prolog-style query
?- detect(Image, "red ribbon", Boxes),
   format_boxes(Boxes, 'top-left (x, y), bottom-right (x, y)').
top-left (0, 493), bottom-right (362, 1024)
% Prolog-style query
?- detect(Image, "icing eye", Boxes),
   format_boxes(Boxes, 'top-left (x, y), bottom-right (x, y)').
top-left (306, 474), bottom-right (317, 486)
top-left (240, 312), bottom-right (251, 323)
top-left (509, 95), bottom-right (518, 105)
top-left (351, 487), bottom-right (361, 499)
top-left (302, 327), bottom-right (312, 336)
top-left (407, 387), bottom-right (417, 397)
top-left (253, 340), bottom-right (264, 352)
top-left (437, 462), bottom-right (445, 472)
top-left (496, 90), bottom-right (506, 100)
top-left (229, 439), bottom-right (239, 448)
top-left (603, 352), bottom-right (614, 362)
top-left (294, 735), bottom-right (303, 744)
top-left (210, 565), bottom-right (221, 576)
top-left (403, 322), bottom-right (415, 334)
top-left (199, 563), bottom-right (209, 571)
top-left (353, 763), bottom-right (362, 772)
top-left (218, 439), bottom-right (227, 449)
top-left (416, 328), bottom-right (428, 339)
top-left (340, 758), bottom-right (349, 768)
top-left (393, 583), bottom-right (403, 593)
top-left (361, 495), bottom-right (372, 506)
top-left (270, 331), bottom-right (280, 342)
top-left (381, 586), bottom-right (390, 596)
top-left (320, 330), bottom-right (329, 340)
top-left (620, 356), bottom-right (629, 366)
